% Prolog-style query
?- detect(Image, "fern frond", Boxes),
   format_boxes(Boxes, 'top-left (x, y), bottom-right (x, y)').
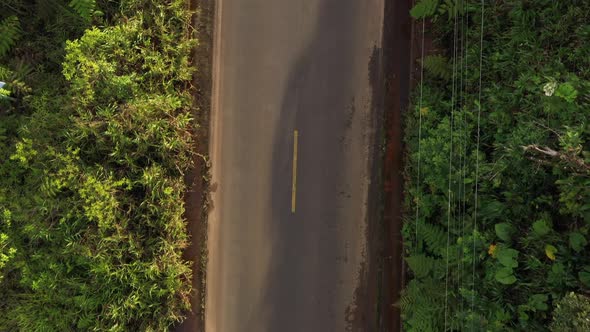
top-left (36, 0), bottom-right (59, 22)
top-left (423, 55), bottom-right (452, 81)
top-left (399, 292), bottom-right (414, 312)
top-left (400, 279), bottom-right (420, 315)
top-left (406, 254), bottom-right (438, 278)
top-left (69, 0), bottom-right (96, 20)
top-left (410, 0), bottom-right (438, 19)
top-left (12, 59), bottom-right (33, 80)
top-left (1, 60), bottom-right (33, 96)
top-left (402, 279), bottom-right (444, 331)
top-left (421, 222), bottom-right (447, 256)
top-left (0, 16), bottom-right (21, 57)
top-left (409, 306), bottom-right (439, 332)
top-left (438, 0), bottom-right (463, 21)
top-left (0, 66), bottom-right (12, 81)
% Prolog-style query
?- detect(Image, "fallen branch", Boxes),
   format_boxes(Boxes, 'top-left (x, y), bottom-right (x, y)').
top-left (522, 144), bottom-right (590, 173)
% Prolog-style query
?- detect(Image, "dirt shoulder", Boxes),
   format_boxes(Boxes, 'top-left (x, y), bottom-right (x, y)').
top-left (379, 1), bottom-right (436, 331)
top-left (379, 0), bottom-right (413, 331)
top-left (174, 0), bottom-right (215, 331)
top-left (177, 0), bottom-right (417, 330)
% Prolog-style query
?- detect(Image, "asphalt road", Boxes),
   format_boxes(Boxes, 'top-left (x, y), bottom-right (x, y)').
top-left (206, 0), bottom-right (385, 331)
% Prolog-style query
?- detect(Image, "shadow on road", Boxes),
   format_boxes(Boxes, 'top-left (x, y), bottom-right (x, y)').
top-left (256, 1), bottom-right (386, 331)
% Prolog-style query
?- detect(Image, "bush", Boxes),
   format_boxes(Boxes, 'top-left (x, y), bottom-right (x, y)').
top-left (402, 0), bottom-right (590, 330)
top-left (0, 0), bottom-right (198, 330)
top-left (550, 292), bottom-right (590, 331)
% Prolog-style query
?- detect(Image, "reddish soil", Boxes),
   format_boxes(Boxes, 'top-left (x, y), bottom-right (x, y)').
top-left (175, 0), bottom-right (215, 331)
top-left (379, 1), bottom-right (436, 331)
top-left (176, 0), bottom-right (435, 331)
top-left (379, 0), bottom-right (434, 331)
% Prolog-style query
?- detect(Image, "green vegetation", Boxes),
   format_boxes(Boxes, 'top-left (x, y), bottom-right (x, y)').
top-left (0, 0), bottom-right (198, 330)
top-left (402, 0), bottom-right (590, 330)
top-left (550, 292), bottom-right (590, 331)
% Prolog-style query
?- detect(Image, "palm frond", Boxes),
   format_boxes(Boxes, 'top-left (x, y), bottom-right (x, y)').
top-left (69, 0), bottom-right (96, 20)
top-left (0, 16), bottom-right (20, 57)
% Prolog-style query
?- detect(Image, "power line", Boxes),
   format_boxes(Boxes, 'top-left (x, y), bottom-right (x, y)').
top-left (444, 3), bottom-right (460, 330)
top-left (471, 0), bottom-right (485, 330)
top-left (415, 15), bottom-right (426, 252)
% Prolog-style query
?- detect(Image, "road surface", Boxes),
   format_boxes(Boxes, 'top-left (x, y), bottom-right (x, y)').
top-left (206, 0), bottom-right (385, 331)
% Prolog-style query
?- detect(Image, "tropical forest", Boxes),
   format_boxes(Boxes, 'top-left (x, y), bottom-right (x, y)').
top-left (1, 0), bottom-right (589, 331)
top-left (402, 0), bottom-right (590, 330)
top-left (0, 0), bottom-right (198, 330)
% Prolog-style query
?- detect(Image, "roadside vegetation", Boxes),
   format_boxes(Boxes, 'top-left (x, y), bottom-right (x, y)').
top-left (402, 0), bottom-right (590, 330)
top-left (0, 0), bottom-right (198, 330)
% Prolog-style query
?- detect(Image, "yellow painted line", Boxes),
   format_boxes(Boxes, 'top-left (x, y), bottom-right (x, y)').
top-left (291, 130), bottom-right (299, 213)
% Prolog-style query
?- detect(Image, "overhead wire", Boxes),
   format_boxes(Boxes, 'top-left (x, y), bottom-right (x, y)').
top-left (444, 2), bottom-right (460, 330)
top-left (471, 0), bottom-right (485, 330)
top-left (415, 14), bottom-right (426, 252)
top-left (459, 0), bottom-right (469, 323)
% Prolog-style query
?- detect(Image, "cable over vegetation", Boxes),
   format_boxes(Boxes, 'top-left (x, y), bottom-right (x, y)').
top-left (402, 0), bottom-right (590, 330)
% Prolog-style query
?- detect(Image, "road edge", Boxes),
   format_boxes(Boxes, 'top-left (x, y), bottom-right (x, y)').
top-left (380, 0), bottom-right (413, 330)
top-left (174, 0), bottom-right (216, 331)
top-left (203, 0), bottom-right (223, 330)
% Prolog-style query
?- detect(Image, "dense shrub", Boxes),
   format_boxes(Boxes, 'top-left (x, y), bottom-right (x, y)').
top-left (0, 0), bottom-right (197, 330)
top-left (550, 292), bottom-right (590, 331)
top-left (402, 0), bottom-right (590, 330)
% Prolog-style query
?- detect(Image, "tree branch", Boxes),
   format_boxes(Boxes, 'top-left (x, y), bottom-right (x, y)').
top-left (522, 144), bottom-right (590, 173)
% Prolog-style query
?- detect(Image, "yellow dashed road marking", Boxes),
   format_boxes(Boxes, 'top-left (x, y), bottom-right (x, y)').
top-left (291, 130), bottom-right (299, 213)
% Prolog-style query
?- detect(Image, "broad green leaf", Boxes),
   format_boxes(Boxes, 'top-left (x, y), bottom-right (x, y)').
top-left (495, 267), bottom-right (517, 285)
top-left (552, 262), bottom-right (565, 274)
top-left (480, 200), bottom-right (505, 220)
top-left (579, 266), bottom-right (590, 287)
top-left (410, 0), bottom-right (438, 19)
top-left (528, 294), bottom-right (549, 311)
top-left (496, 247), bottom-right (519, 268)
top-left (569, 232), bottom-right (587, 253)
top-left (495, 223), bottom-right (513, 242)
top-left (518, 305), bottom-right (529, 321)
top-left (545, 244), bottom-right (558, 261)
top-left (555, 82), bottom-right (578, 103)
top-left (532, 219), bottom-right (550, 236)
